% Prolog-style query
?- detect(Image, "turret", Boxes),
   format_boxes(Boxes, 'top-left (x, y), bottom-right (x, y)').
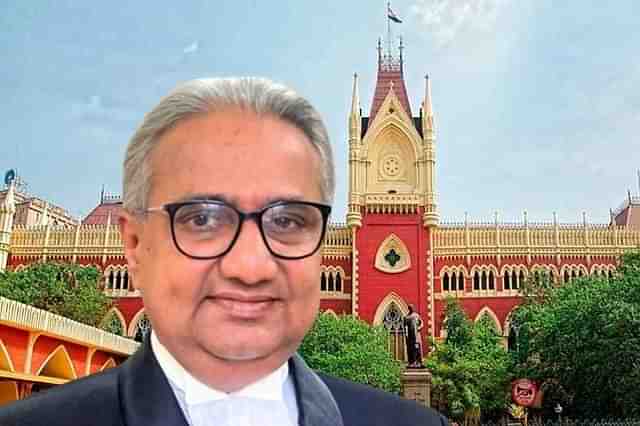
top-left (347, 72), bottom-right (364, 229)
top-left (421, 74), bottom-right (439, 227)
top-left (0, 181), bottom-right (17, 271)
top-left (348, 73), bottom-right (362, 145)
top-left (422, 74), bottom-right (435, 137)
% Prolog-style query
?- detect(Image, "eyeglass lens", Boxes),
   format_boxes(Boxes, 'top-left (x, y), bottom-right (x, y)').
top-left (171, 202), bottom-right (325, 258)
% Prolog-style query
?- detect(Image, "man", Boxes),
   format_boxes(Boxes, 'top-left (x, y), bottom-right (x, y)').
top-left (0, 77), bottom-right (446, 426)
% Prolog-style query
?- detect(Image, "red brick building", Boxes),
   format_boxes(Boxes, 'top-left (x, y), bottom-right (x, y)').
top-left (2, 41), bottom-right (639, 360)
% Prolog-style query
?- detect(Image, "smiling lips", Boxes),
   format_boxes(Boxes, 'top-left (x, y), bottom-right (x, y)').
top-left (210, 293), bottom-right (278, 319)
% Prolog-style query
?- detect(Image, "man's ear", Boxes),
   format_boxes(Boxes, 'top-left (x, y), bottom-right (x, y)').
top-left (119, 211), bottom-right (143, 277)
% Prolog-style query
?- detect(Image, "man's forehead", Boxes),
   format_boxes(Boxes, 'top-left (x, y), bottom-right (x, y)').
top-left (169, 192), bottom-right (312, 209)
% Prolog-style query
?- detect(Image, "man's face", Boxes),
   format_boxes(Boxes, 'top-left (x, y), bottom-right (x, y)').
top-left (122, 109), bottom-right (324, 370)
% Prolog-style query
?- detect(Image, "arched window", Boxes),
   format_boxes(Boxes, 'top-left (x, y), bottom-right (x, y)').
top-left (473, 272), bottom-right (480, 290)
top-left (481, 270), bottom-right (487, 290)
top-left (504, 271), bottom-right (511, 290)
top-left (328, 274), bottom-right (335, 292)
top-left (320, 272), bottom-right (327, 291)
top-left (108, 270), bottom-right (115, 290)
top-left (518, 270), bottom-right (525, 289)
top-left (608, 270), bottom-right (614, 279)
top-left (457, 272), bottom-right (465, 291)
top-left (115, 271), bottom-right (121, 290)
top-left (564, 270), bottom-right (570, 283)
top-left (382, 303), bottom-right (405, 361)
top-left (335, 272), bottom-right (342, 292)
top-left (122, 271), bottom-right (129, 290)
top-left (442, 272), bottom-right (450, 292)
top-left (488, 271), bottom-right (495, 290)
top-left (382, 303), bottom-right (403, 333)
top-left (134, 314), bottom-right (151, 343)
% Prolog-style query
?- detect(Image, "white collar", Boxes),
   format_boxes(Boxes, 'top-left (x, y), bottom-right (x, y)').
top-left (150, 331), bottom-right (290, 406)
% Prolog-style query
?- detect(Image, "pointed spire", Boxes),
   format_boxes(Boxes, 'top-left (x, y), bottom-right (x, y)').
top-left (350, 73), bottom-right (360, 116)
top-left (423, 74), bottom-right (435, 134)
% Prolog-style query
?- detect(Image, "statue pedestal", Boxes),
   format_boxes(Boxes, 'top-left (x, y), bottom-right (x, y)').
top-left (401, 368), bottom-right (431, 407)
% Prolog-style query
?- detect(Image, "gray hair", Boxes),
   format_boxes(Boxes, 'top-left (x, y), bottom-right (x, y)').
top-left (122, 77), bottom-right (335, 212)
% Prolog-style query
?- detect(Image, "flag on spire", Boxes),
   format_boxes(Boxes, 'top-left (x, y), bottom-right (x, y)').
top-left (387, 4), bottom-right (402, 23)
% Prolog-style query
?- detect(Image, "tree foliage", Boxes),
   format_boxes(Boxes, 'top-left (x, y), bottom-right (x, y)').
top-left (0, 262), bottom-right (112, 328)
top-left (513, 251), bottom-right (640, 418)
top-left (427, 298), bottom-right (513, 421)
top-left (299, 313), bottom-right (402, 393)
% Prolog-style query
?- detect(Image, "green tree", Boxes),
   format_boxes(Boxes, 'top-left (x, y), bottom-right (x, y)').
top-left (428, 298), bottom-right (513, 421)
top-left (299, 313), bottom-right (402, 393)
top-left (513, 251), bottom-right (640, 418)
top-left (0, 262), bottom-right (113, 328)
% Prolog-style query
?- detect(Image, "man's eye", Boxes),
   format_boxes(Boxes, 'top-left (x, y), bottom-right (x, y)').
top-left (270, 214), bottom-right (305, 232)
top-left (175, 206), bottom-right (229, 230)
top-left (190, 213), bottom-right (214, 227)
top-left (274, 216), bottom-right (299, 228)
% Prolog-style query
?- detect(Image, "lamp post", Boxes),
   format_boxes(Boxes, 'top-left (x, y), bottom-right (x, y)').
top-left (554, 403), bottom-right (563, 424)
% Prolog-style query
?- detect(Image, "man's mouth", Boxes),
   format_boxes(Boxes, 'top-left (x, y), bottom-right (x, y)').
top-left (209, 293), bottom-right (279, 319)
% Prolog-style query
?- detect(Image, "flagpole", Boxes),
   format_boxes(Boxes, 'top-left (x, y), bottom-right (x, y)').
top-left (387, 2), bottom-right (391, 63)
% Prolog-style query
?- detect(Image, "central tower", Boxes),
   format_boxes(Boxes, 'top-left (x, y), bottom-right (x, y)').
top-left (347, 38), bottom-right (439, 341)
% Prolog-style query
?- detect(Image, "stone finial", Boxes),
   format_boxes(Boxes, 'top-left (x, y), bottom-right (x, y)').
top-left (350, 73), bottom-right (360, 117)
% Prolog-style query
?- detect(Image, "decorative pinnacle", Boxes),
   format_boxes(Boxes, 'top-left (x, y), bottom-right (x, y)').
top-left (350, 73), bottom-right (360, 116)
top-left (424, 74), bottom-right (433, 117)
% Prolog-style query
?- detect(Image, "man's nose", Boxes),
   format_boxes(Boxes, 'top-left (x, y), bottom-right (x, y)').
top-left (217, 219), bottom-right (278, 285)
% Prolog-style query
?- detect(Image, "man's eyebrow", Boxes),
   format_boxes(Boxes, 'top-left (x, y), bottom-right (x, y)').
top-left (172, 193), bottom-right (309, 206)
top-left (173, 193), bottom-right (229, 203)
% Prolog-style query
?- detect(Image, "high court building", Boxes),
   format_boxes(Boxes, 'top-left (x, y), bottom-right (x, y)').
top-left (1, 40), bottom-right (640, 378)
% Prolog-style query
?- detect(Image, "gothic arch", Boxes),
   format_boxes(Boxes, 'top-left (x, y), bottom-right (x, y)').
top-left (320, 265), bottom-right (347, 292)
top-left (560, 264), bottom-right (589, 282)
top-left (470, 264), bottom-right (498, 292)
top-left (0, 339), bottom-right (15, 372)
top-left (35, 345), bottom-right (77, 380)
top-left (322, 309), bottom-right (338, 318)
top-left (128, 308), bottom-right (147, 337)
top-left (474, 307), bottom-right (502, 334)
top-left (101, 307), bottom-right (126, 335)
top-left (372, 292), bottom-right (410, 326)
top-left (590, 263), bottom-right (615, 276)
top-left (100, 358), bottom-right (116, 371)
top-left (362, 88), bottom-right (423, 156)
top-left (128, 309), bottom-right (151, 342)
top-left (364, 124), bottom-right (419, 194)
top-left (500, 264), bottom-right (528, 277)
top-left (440, 265), bottom-right (468, 278)
top-left (503, 308), bottom-right (518, 338)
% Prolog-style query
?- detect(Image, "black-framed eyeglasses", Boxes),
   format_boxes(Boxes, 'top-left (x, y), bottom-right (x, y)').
top-left (145, 200), bottom-right (332, 260)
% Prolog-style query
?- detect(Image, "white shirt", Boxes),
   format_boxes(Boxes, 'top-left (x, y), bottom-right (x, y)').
top-left (151, 332), bottom-right (299, 426)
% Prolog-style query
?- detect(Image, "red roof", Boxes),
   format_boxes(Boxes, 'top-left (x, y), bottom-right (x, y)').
top-left (82, 202), bottom-right (124, 225)
top-left (613, 198), bottom-right (640, 230)
top-left (369, 64), bottom-right (412, 122)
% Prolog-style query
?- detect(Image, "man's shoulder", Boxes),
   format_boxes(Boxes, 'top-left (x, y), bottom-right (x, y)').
top-left (0, 365), bottom-right (122, 426)
top-left (319, 373), bottom-right (447, 426)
